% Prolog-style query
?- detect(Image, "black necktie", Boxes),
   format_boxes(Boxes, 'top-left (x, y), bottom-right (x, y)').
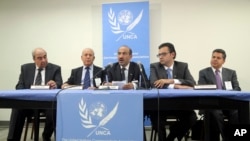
top-left (83, 67), bottom-right (90, 89)
top-left (121, 67), bottom-right (126, 81)
top-left (35, 68), bottom-right (43, 85)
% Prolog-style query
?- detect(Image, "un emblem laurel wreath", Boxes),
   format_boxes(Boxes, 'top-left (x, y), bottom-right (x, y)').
top-left (108, 8), bottom-right (143, 41)
top-left (79, 98), bottom-right (96, 128)
top-left (79, 98), bottom-right (119, 137)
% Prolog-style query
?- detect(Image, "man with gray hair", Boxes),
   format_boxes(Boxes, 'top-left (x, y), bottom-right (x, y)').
top-left (62, 48), bottom-right (104, 89)
top-left (7, 48), bottom-right (62, 141)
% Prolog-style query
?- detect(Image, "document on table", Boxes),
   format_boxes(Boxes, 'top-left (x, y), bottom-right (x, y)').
top-left (112, 81), bottom-right (126, 89)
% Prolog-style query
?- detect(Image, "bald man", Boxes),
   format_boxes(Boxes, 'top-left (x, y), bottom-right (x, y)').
top-left (62, 48), bottom-right (104, 89)
top-left (8, 48), bottom-right (63, 141)
top-left (105, 45), bottom-right (149, 89)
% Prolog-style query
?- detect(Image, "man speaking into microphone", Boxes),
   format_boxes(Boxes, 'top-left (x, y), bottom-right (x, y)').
top-left (62, 48), bottom-right (105, 89)
top-left (104, 45), bottom-right (149, 90)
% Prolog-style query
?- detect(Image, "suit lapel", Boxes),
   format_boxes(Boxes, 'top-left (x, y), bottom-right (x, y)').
top-left (115, 65), bottom-right (122, 81)
top-left (208, 68), bottom-right (217, 84)
top-left (76, 67), bottom-right (83, 84)
top-left (128, 63), bottom-right (135, 82)
top-left (92, 66), bottom-right (99, 87)
top-left (221, 68), bottom-right (226, 87)
top-left (159, 64), bottom-right (167, 79)
top-left (172, 62), bottom-right (180, 79)
top-left (29, 64), bottom-right (36, 85)
top-left (173, 64), bottom-right (177, 79)
top-left (93, 66), bottom-right (98, 76)
top-left (45, 64), bottom-right (51, 83)
top-left (93, 65), bottom-right (101, 78)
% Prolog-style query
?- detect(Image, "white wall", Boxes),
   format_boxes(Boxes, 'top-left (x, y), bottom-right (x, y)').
top-left (1, 0), bottom-right (250, 121)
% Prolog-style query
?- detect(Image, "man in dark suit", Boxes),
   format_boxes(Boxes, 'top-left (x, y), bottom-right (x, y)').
top-left (149, 42), bottom-right (197, 141)
top-left (198, 49), bottom-right (241, 141)
top-left (62, 48), bottom-right (104, 89)
top-left (105, 45), bottom-right (149, 89)
top-left (7, 48), bottom-right (63, 141)
top-left (104, 45), bottom-right (149, 141)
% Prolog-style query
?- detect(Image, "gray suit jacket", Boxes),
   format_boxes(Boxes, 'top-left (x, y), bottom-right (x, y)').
top-left (150, 61), bottom-right (195, 88)
top-left (198, 67), bottom-right (241, 91)
top-left (16, 63), bottom-right (63, 89)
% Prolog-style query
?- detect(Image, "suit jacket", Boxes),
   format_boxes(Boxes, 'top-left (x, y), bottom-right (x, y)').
top-left (107, 62), bottom-right (150, 89)
top-left (150, 61), bottom-right (196, 88)
top-left (16, 63), bottom-right (63, 89)
top-left (198, 67), bottom-right (241, 91)
top-left (64, 65), bottom-right (104, 87)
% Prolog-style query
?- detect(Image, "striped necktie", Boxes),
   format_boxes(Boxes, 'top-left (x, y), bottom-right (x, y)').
top-left (35, 68), bottom-right (43, 85)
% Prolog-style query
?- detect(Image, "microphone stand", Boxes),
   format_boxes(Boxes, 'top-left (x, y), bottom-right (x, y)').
top-left (137, 62), bottom-right (148, 90)
top-left (92, 63), bottom-right (112, 89)
top-left (103, 63), bottom-right (113, 90)
top-left (139, 75), bottom-right (142, 89)
top-left (157, 88), bottom-right (161, 141)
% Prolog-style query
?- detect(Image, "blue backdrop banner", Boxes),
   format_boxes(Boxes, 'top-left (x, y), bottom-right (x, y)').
top-left (56, 90), bottom-right (143, 141)
top-left (102, 1), bottom-right (150, 76)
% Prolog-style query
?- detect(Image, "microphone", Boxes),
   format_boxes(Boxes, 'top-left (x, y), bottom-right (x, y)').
top-left (91, 64), bottom-right (113, 87)
top-left (137, 62), bottom-right (148, 89)
top-left (92, 68), bottom-right (104, 79)
top-left (104, 63), bottom-right (113, 72)
top-left (90, 63), bottom-right (113, 80)
top-left (137, 61), bottom-right (143, 72)
top-left (104, 63), bottom-right (113, 83)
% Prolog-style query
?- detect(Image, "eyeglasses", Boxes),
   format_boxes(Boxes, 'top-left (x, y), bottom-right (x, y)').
top-left (156, 52), bottom-right (170, 57)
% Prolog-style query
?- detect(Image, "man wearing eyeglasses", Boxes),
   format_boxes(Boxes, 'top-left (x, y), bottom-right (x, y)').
top-left (149, 42), bottom-right (197, 141)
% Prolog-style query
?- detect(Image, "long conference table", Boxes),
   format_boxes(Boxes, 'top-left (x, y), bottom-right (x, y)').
top-left (0, 89), bottom-right (250, 141)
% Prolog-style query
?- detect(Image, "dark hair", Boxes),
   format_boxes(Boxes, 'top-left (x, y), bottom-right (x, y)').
top-left (119, 45), bottom-right (132, 55)
top-left (158, 42), bottom-right (176, 59)
top-left (213, 49), bottom-right (226, 60)
top-left (128, 47), bottom-right (132, 55)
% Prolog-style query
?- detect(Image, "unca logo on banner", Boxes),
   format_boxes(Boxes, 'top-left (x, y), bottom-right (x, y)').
top-left (108, 8), bottom-right (143, 41)
top-left (79, 98), bottom-right (119, 137)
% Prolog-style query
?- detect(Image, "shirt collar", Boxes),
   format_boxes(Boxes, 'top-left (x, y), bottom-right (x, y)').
top-left (120, 63), bottom-right (130, 70)
top-left (212, 67), bottom-right (222, 73)
top-left (164, 62), bottom-right (174, 70)
top-left (83, 64), bottom-right (93, 70)
top-left (36, 66), bottom-right (44, 70)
